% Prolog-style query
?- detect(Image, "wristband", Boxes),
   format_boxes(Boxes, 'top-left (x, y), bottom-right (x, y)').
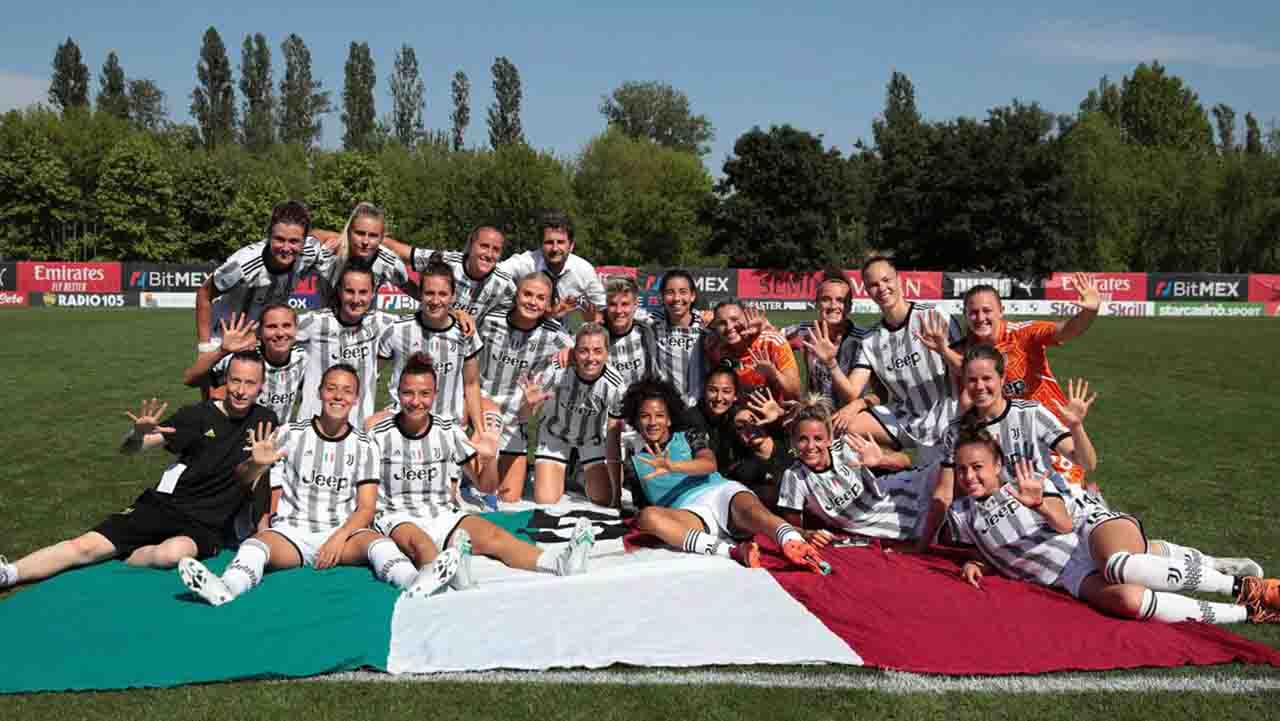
top-left (197, 340), bottom-right (220, 354)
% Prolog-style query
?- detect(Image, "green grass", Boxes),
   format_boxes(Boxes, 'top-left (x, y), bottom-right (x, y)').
top-left (1, 308), bottom-right (1278, 715)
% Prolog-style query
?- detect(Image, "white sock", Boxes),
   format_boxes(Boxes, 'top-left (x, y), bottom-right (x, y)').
top-left (1139, 589), bottom-right (1249, 625)
top-left (222, 539), bottom-right (269, 598)
top-left (682, 530), bottom-right (731, 557)
top-left (1104, 552), bottom-right (1235, 595)
top-left (367, 538), bottom-right (419, 589)
top-left (1151, 539), bottom-right (1218, 570)
top-left (535, 549), bottom-right (560, 574)
top-left (0, 559), bottom-right (18, 588)
top-left (774, 523), bottom-right (804, 547)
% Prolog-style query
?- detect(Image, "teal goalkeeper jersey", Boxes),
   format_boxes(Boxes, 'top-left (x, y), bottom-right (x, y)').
top-left (629, 431), bottom-right (729, 509)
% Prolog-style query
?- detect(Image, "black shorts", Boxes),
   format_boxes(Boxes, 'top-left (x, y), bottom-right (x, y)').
top-left (92, 499), bottom-right (223, 559)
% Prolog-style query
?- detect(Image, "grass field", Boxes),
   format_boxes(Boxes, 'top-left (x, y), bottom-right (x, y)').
top-left (2, 308), bottom-right (1278, 716)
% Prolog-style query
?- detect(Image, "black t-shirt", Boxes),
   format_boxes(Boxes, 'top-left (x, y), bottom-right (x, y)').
top-left (139, 400), bottom-right (280, 528)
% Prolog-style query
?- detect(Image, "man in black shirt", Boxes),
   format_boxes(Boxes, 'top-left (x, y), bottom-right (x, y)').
top-left (0, 353), bottom-right (279, 589)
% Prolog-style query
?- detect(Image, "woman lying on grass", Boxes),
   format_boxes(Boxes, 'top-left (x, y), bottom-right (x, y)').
top-left (945, 429), bottom-right (1280, 624)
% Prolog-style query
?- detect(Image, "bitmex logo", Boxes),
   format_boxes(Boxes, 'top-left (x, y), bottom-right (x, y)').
top-left (1154, 280), bottom-right (1240, 299)
top-left (128, 270), bottom-right (212, 290)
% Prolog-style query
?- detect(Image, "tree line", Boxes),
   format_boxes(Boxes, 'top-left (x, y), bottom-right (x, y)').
top-left (5, 30), bottom-right (1280, 275)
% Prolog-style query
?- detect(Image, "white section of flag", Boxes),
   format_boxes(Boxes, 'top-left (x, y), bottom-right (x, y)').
top-left (386, 549), bottom-right (862, 673)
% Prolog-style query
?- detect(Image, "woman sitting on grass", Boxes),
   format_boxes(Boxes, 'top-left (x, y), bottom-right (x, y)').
top-left (945, 429), bottom-right (1279, 624)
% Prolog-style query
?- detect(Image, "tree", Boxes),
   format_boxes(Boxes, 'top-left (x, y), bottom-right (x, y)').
top-left (278, 34), bottom-right (331, 149)
top-left (49, 37), bottom-right (90, 113)
top-left (388, 44), bottom-right (425, 146)
top-left (190, 27), bottom-right (238, 150)
top-left (308, 151), bottom-right (390, 231)
top-left (1244, 112), bottom-right (1263, 155)
top-left (222, 173), bottom-right (288, 253)
top-left (706, 125), bottom-right (854, 270)
top-left (127, 79), bottom-right (167, 131)
top-left (599, 81), bottom-right (714, 156)
top-left (239, 33), bottom-right (275, 152)
top-left (96, 52), bottom-right (129, 120)
top-left (96, 135), bottom-right (181, 260)
top-left (1078, 76), bottom-right (1122, 128)
top-left (171, 152), bottom-right (235, 259)
top-left (0, 129), bottom-right (81, 258)
top-left (1213, 103), bottom-right (1236, 153)
top-left (342, 42), bottom-right (377, 150)
top-left (1119, 61), bottom-right (1213, 151)
top-left (450, 70), bottom-right (470, 151)
top-left (487, 56), bottom-right (524, 148)
top-left (867, 70), bottom-right (931, 254)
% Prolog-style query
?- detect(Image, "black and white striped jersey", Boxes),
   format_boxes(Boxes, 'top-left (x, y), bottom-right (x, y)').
top-left (378, 314), bottom-right (483, 420)
top-left (783, 321), bottom-right (870, 402)
top-left (318, 246), bottom-right (413, 303)
top-left (270, 419), bottom-right (380, 532)
top-left (210, 237), bottom-right (326, 331)
top-left (211, 344), bottom-right (308, 423)
top-left (946, 482), bottom-right (1077, 588)
top-left (537, 359), bottom-right (626, 445)
top-left (410, 249), bottom-right (516, 319)
top-left (777, 438), bottom-right (923, 541)
top-left (295, 309), bottom-right (398, 425)
top-left (640, 307), bottom-right (707, 408)
top-left (941, 400), bottom-right (1073, 492)
top-left (476, 312), bottom-right (573, 424)
top-left (606, 321), bottom-right (656, 389)
top-left (854, 302), bottom-right (957, 444)
top-left (369, 413), bottom-right (477, 517)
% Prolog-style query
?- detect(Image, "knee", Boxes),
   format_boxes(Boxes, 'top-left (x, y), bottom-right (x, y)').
top-left (1115, 585), bottom-right (1149, 619)
top-left (635, 507), bottom-right (660, 532)
top-left (67, 533), bottom-right (113, 564)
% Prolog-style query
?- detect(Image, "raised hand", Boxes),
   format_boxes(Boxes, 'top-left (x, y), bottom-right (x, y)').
top-left (743, 306), bottom-right (774, 338)
top-left (517, 372), bottom-right (553, 409)
top-left (548, 295), bottom-right (580, 319)
top-left (635, 445), bottom-right (674, 480)
top-left (831, 402), bottom-right (862, 439)
top-left (1070, 272), bottom-right (1102, 312)
top-left (748, 346), bottom-right (777, 378)
top-left (555, 346), bottom-right (572, 369)
top-left (846, 432), bottom-right (885, 468)
top-left (125, 398), bottom-right (175, 437)
top-left (913, 310), bottom-right (950, 355)
top-left (746, 387), bottom-right (786, 426)
top-left (801, 322), bottom-right (838, 368)
top-left (219, 313), bottom-right (259, 354)
top-left (1009, 459), bottom-right (1047, 509)
top-left (579, 301), bottom-right (601, 325)
top-left (1055, 378), bottom-right (1097, 429)
top-left (244, 421), bottom-right (287, 467)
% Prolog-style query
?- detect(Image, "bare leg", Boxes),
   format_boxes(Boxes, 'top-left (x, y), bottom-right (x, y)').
top-left (634, 507), bottom-right (708, 548)
top-left (256, 530), bottom-right (304, 570)
top-left (497, 454), bottom-right (528, 503)
top-left (389, 523), bottom-right (441, 567)
top-left (459, 515), bottom-right (542, 571)
top-left (125, 536), bottom-right (199, 569)
top-left (14, 532), bottom-right (118, 583)
top-left (338, 530), bottom-right (384, 566)
top-left (533, 459), bottom-right (567, 505)
top-left (583, 463), bottom-right (617, 508)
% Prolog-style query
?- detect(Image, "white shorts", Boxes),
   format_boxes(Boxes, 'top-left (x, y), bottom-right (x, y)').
top-left (535, 432), bottom-right (607, 468)
top-left (266, 523), bottom-right (377, 568)
top-left (677, 481), bottom-right (756, 541)
top-left (867, 399), bottom-right (957, 455)
top-left (374, 509), bottom-right (470, 550)
top-left (1055, 505), bottom-right (1145, 598)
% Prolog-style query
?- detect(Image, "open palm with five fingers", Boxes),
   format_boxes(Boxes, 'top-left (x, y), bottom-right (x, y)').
top-left (126, 398), bottom-right (175, 438)
top-left (1009, 459), bottom-right (1048, 509)
top-left (1056, 378), bottom-right (1097, 429)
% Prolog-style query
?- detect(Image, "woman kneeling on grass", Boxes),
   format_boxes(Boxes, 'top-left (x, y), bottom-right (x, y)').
top-left (178, 364), bottom-right (458, 605)
top-left (620, 378), bottom-right (827, 573)
top-left (945, 429), bottom-right (1280, 624)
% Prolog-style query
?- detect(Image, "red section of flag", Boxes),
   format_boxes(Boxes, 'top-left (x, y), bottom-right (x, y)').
top-left (759, 538), bottom-right (1280, 674)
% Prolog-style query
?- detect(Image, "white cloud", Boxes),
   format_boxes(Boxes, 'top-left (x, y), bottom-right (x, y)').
top-left (0, 70), bottom-right (49, 112)
top-left (1022, 20), bottom-right (1280, 69)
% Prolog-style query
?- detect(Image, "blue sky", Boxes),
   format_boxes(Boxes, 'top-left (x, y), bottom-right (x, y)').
top-left (2, 2), bottom-right (1277, 169)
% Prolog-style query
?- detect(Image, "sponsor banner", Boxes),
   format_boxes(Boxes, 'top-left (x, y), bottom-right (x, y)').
top-left (288, 292), bottom-right (322, 311)
top-left (1148, 273), bottom-right (1247, 301)
top-left (636, 267), bottom-right (737, 309)
top-left (0, 262), bottom-right (15, 291)
top-left (124, 263), bottom-right (215, 292)
top-left (30, 291), bottom-right (140, 308)
top-left (596, 265), bottom-right (637, 280)
top-left (1267, 301), bottom-right (1280, 318)
top-left (140, 292), bottom-right (196, 309)
top-left (943, 272), bottom-right (1045, 300)
top-left (1154, 301), bottom-right (1265, 318)
top-left (0, 290), bottom-right (28, 307)
top-left (1248, 274), bottom-right (1280, 303)
top-left (378, 293), bottom-right (420, 312)
top-left (1044, 272), bottom-right (1147, 302)
top-left (18, 262), bottom-right (122, 293)
top-left (737, 270), bottom-right (943, 301)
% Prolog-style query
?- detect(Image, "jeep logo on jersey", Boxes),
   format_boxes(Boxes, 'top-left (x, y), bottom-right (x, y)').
top-left (333, 346), bottom-right (372, 362)
top-left (888, 351), bottom-right (922, 370)
top-left (393, 467), bottom-right (439, 484)
top-left (944, 273), bottom-right (1045, 300)
top-left (306, 474), bottom-right (350, 490)
top-left (1148, 273), bottom-right (1246, 301)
